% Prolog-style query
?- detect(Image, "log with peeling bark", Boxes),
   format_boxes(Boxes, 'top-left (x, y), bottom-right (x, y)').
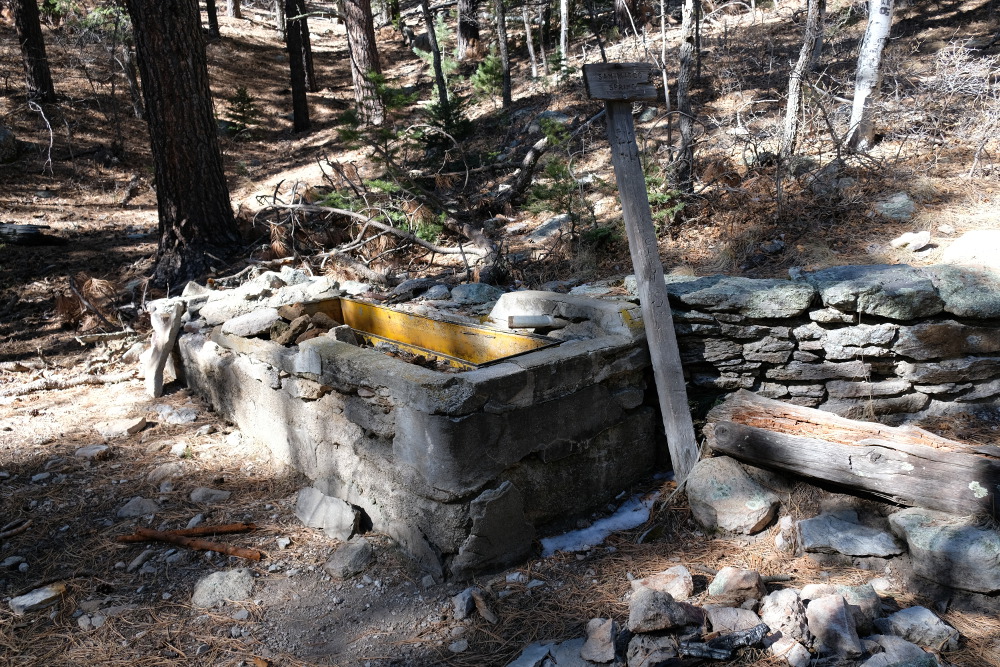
top-left (704, 390), bottom-right (1000, 518)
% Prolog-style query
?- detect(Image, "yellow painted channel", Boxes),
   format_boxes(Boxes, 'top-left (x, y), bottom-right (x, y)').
top-left (311, 297), bottom-right (556, 370)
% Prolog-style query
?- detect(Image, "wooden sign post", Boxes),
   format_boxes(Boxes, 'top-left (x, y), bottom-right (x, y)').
top-left (583, 62), bottom-right (700, 482)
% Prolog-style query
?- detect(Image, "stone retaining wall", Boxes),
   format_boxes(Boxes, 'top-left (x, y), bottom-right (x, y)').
top-left (635, 263), bottom-right (1000, 420)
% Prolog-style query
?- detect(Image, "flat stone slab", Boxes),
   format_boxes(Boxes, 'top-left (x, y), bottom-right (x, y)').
top-left (873, 606), bottom-right (959, 652)
top-left (798, 514), bottom-right (904, 557)
top-left (9, 583), bottom-right (66, 615)
top-left (190, 487), bottom-right (232, 504)
top-left (221, 308), bottom-right (282, 337)
top-left (295, 487), bottom-right (358, 540)
top-left (686, 457), bottom-right (780, 535)
top-left (630, 565), bottom-right (693, 600)
top-left (889, 508), bottom-right (1000, 593)
top-left (801, 264), bottom-right (943, 320)
top-left (94, 416), bottom-right (146, 439)
top-left (647, 275), bottom-right (816, 318)
top-left (895, 320), bottom-right (1000, 361)
top-left (925, 264), bottom-right (1000, 318)
top-left (74, 444), bottom-right (110, 460)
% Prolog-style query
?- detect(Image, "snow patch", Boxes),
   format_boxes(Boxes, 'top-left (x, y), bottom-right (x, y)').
top-left (541, 493), bottom-right (659, 557)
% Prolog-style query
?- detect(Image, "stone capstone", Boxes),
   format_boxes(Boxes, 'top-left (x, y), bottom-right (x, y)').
top-left (896, 357), bottom-right (1000, 384)
top-left (801, 265), bottom-right (943, 320)
top-left (654, 275), bottom-right (816, 318)
top-left (889, 508), bottom-right (1000, 594)
top-left (925, 264), bottom-right (1000, 318)
top-left (191, 568), bottom-right (254, 608)
top-left (686, 457), bottom-right (780, 535)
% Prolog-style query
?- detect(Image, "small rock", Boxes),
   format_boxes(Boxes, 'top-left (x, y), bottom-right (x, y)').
top-left (117, 496), bottom-right (160, 518)
top-left (18, 562), bottom-right (28, 573)
top-left (421, 574), bottom-right (436, 589)
top-left (860, 634), bottom-right (939, 667)
top-left (876, 192), bottom-right (916, 221)
top-left (330, 324), bottom-right (358, 344)
top-left (628, 587), bottom-right (704, 633)
top-left (759, 588), bottom-right (810, 644)
top-left (194, 424), bottom-right (216, 436)
top-left (806, 594), bottom-right (864, 658)
top-left (94, 416), bottom-right (146, 439)
top-left (707, 566), bottom-right (767, 604)
top-left (768, 636), bottom-right (811, 667)
top-left (506, 571), bottom-right (528, 584)
top-left (31, 472), bottom-right (50, 482)
top-left (189, 487), bottom-right (231, 504)
top-left (526, 213), bottom-right (573, 244)
top-left (295, 487), bottom-right (358, 540)
top-left (801, 583), bottom-right (881, 635)
top-left (169, 442), bottom-right (189, 457)
top-left (1, 556), bottom-right (26, 570)
top-left (630, 565), bottom-right (694, 600)
top-left (233, 609), bottom-right (250, 621)
top-left (164, 407), bottom-right (198, 424)
top-left (147, 462), bottom-right (184, 484)
top-left (9, 583), bottom-right (67, 615)
top-left (451, 283), bottom-right (504, 305)
top-left (127, 549), bottom-right (156, 574)
top-left (889, 231), bottom-right (931, 252)
top-left (507, 641), bottom-right (556, 667)
top-left (276, 537), bottom-right (291, 549)
top-left (191, 569), bottom-right (254, 608)
top-left (581, 617), bottom-right (617, 662)
top-left (448, 639), bottom-right (469, 653)
top-left (90, 614), bottom-right (106, 628)
top-left (75, 445), bottom-right (110, 460)
top-left (421, 284), bottom-right (451, 301)
top-left (186, 513), bottom-right (205, 529)
top-left (324, 537), bottom-right (374, 580)
top-left (221, 308), bottom-right (282, 337)
top-left (452, 588), bottom-right (477, 620)
top-left (77, 615), bottom-right (93, 631)
top-left (873, 606), bottom-right (959, 652)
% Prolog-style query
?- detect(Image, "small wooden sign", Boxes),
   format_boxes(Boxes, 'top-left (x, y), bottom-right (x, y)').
top-left (583, 63), bottom-right (658, 102)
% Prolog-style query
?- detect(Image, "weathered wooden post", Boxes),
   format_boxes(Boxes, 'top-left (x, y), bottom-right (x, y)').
top-left (583, 62), bottom-right (700, 481)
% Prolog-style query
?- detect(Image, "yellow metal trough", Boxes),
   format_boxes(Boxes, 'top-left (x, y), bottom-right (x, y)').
top-left (308, 297), bottom-right (557, 370)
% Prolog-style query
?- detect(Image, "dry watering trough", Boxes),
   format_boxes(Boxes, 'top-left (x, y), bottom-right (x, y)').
top-left (167, 274), bottom-right (657, 580)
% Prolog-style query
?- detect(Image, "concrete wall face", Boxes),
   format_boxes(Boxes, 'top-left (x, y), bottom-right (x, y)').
top-left (178, 310), bottom-right (656, 580)
top-left (171, 263), bottom-right (1000, 579)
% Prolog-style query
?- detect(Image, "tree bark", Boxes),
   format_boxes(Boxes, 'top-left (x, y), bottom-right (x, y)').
top-left (676, 0), bottom-right (695, 192)
top-left (9, 0), bottom-right (57, 102)
top-left (494, 0), bottom-right (512, 107)
top-left (345, 0), bottom-right (385, 125)
top-left (124, 0), bottom-right (241, 288)
top-left (537, 5), bottom-right (549, 75)
top-left (120, 43), bottom-right (145, 119)
top-left (846, 0), bottom-right (894, 153)
top-left (206, 0), bottom-right (220, 37)
top-left (705, 390), bottom-right (1000, 519)
top-left (780, 0), bottom-right (823, 159)
top-left (456, 0), bottom-right (479, 60)
top-left (274, 0), bottom-right (286, 37)
top-left (559, 0), bottom-right (569, 63)
top-left (291, 0), bottom-right (317, 92)
top-left (226, 0), bottom-right (242, 18)
top-left (523, 4), bottom-right (538, 78)
top-left (284, 0), bottom-right (311, 131)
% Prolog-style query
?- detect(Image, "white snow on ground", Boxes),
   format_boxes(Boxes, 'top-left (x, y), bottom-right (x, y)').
top-left (541, 493), bottom-right (660, 557)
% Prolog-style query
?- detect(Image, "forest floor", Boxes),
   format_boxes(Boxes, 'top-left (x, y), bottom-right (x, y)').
top-left (1, 0), bottom-right (1000, 665)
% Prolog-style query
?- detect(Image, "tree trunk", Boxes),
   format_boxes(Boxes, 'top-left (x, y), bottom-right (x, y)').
top-left (274, 0), bottom-right (286, 37)
top-left (704, 390), bottom-right (1000, 519)
top-left (614, 0), bottom-right (639, 34)
top-left (559, 0), bottom-right (569, 63)
top-left (537, 5), bottom-right (549, 75)
top-left (343, 0), bottom-right (385, 125)
top-left (811, 0), bottom-right (826, 66)
top-left (676, 0), bottom-right (695, 192)
top-left (494, 0), bottom-right (512, 107)
top-left (121, 44), bottom-right (145, 119)
top-left (456, 0), bottom-right (479, 60)
top-left (291, 0), bottom-right (317, 92)
top-left (226, 0), bottom-right (242, 18)
top-left (420, 0), bottom-right (449, 106)
top-left (780, 0), bottom-right (823, 159)
top-left (284, 0), bottom-right (311, 131)
top-left (523, 4), bottom-right (538, 78)
top-left (846, 0), bottom-right (894, 153)
top-left (206, 0), bottom-right (220, 37)
top-left (9, 0), bottom-right (57, 102)
top-left (123, 0), bottom-right (241, 288)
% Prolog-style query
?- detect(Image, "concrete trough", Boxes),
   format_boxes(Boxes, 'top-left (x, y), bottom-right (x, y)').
top-left (176, 288), bottom-right (658, 580)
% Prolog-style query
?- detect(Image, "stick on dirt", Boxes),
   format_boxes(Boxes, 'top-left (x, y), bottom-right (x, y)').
top-left (124, 527), bottom-right (263, 561)
top-left (116, 522), bottom-right (257, 543)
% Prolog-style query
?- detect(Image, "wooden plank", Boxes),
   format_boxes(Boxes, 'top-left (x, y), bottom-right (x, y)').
top-left (583, 63), bottom-right (658, 102)
top-left (592, 90), bottom-right (699, 481)
top-left (704, 391), bottom-right (1000, 518)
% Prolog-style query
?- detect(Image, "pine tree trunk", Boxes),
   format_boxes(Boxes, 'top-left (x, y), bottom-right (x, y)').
top-left (780, 0), bottom-right (823, 159)
top-left (284, 0), bottom-right (311, 131)
top-left (345, 0), bottom-right (385, 125)
top-left (537, 6), bottom-right (549, 75)
top-left (9, 0), bottom-right (57, 102)
top-left (811, 0), bottom-right (826, 66)
top-left (121, 44), bottom-right (145, 119)
top-left (227, 0), bottom-right (242, 18)
top-left (676, 0), bottom-right (695, 191)
top-left (275, 0), bottom-right (286, 37)
top-left (523, 4), bottom-right (538, 78)
top-left (614, 0), bottom-right (638, 34)
top-left (847, 0), bottom-right (894, 153)
top-left (206, 0), bottom-right (220, 37)
top-left (123, 0), bottom-right (241, 288)
top-left (291, 0), bottom-right (317, 91)
top-left (494, 0), bottom-right (512, 107)
top-left (457, 0), bottom-right (479, 60)
top-left (420, 0), bottom-right (449, 105)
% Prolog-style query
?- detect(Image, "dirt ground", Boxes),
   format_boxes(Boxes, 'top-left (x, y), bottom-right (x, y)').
top-left (2, 0), bottom-right (1000, 665)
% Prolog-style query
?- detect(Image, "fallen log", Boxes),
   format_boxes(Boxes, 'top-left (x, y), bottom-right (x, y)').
top-left (704, 390), bottom-right (1000, 519)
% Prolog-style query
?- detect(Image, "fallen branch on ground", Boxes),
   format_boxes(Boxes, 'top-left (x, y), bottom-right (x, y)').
top-left (116, 522), bottom-right (257, 543)
top-left (123, 527), bottom-right (263, 561)
top-left (1, 518), bottom-right (32, 539)
top-left (0, 371), bottom-right (136, 398)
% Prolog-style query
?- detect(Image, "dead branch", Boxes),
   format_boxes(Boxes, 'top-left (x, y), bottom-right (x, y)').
top-left (0, 518), bottom-right (33, 539)
top-left (68, 274), bottom-right (117, 330)
top-left (117, 522), bottom-right (257, 543)
top-left (127, 527), bottom-right (263, 561)
top-left (0, 371), bottom-right (136, 398)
